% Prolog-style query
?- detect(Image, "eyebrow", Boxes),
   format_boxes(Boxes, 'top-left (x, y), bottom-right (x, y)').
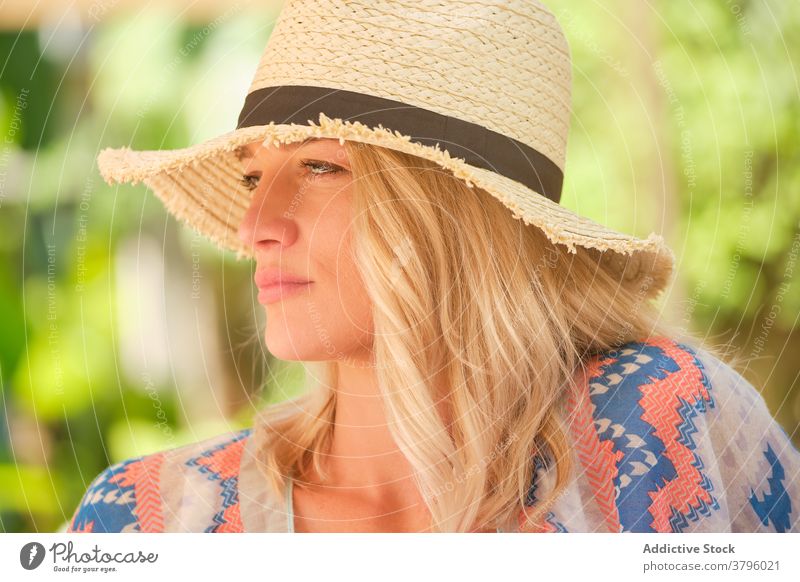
top-left (235, 137), bottom-right (319, 161)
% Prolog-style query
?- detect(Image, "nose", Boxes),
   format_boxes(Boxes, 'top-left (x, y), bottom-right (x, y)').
top-left (236, 177), bottom-right (299, 253)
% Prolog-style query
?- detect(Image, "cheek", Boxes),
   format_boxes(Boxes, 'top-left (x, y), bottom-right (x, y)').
top-left (319, 205), bottom-right (373, 330)
top-left (335, 247), bottom-right (373, 328)
top-left (262, 186), bottom-right (375, 362)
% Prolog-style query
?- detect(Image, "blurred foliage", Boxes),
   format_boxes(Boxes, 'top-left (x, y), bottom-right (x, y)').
top-left (0, 0), bottom-right (798, 533)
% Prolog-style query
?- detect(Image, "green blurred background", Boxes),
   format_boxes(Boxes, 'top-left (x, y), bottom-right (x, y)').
top-left (0, 0), bottom-right (798, 532)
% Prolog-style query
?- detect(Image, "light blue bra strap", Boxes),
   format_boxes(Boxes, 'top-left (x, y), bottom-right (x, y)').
top-left (286, 477), bottom-right (294, 533)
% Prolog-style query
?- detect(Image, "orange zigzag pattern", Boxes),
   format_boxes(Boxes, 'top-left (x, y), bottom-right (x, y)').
top-left (195, 439), bottom-right (247, 532)
top-left (567, 354), bottom-right (624, 532)
top-left (111, 453), bottom-right (166, 533)
top-left (639, 337), bottom-right (713, 532)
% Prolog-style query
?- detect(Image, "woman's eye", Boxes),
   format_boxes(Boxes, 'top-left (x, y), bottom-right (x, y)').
top-left (298, 159), bottom-right (345, 178)
top-left (239, 160), bottom-right (345, 191)
top-left (239, 174), bottom-right (260, 191)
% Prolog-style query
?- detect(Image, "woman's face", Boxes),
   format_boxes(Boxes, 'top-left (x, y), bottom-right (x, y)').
top-left (236, 138), bottom-right (373, 364)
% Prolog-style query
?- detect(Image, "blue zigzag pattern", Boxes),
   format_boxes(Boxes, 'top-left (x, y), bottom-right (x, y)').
top-left (667, 395), bottom-right (720, 531)
top-left (545, 512), bottom-right (568, 532)
top-left (184, 428), bottom-right (252, 533)
top-left (522, 451), bottom-right (569, 531)
top-left (588, 339), bottom-right (718, 532)
top-left (524, 454), bottom-right (547, 506)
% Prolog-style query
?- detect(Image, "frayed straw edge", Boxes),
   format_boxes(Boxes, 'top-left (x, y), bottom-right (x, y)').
top-left (100, 112), bottom-right (674, 278)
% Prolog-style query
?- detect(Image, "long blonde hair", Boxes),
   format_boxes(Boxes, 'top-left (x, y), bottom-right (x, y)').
top-left (252, 141), bottom-right (732, 532)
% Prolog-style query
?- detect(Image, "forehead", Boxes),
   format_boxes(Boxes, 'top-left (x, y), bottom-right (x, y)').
top-left (235, 137), bottom-right (339, 161)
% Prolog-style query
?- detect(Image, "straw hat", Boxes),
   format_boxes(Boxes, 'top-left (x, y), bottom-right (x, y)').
top-left (96, 0), bottom-right (675, 298)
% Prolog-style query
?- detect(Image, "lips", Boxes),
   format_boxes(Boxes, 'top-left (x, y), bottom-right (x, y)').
top-left (254, 268), bottom-right (313, 304)
top-left (254, 267), bottom-right (311, 288)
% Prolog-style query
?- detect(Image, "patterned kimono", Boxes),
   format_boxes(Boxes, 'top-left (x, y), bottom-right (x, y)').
top-left (66, 335), bottom-right (800, 533)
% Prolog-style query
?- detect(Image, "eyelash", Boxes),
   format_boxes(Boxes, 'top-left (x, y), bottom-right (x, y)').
top-left (239, 160), bottom-right (345, 191)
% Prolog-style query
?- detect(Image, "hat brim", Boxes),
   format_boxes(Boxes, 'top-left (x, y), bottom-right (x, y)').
top-left (97, 113), bottom-right (674, 299)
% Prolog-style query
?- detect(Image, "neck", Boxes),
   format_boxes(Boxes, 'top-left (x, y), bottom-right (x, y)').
top-left (321, 358), bottom-right (416, 490)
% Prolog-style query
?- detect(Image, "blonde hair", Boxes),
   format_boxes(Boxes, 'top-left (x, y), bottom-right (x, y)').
top-left (252, 141), bottom-right (734, 532)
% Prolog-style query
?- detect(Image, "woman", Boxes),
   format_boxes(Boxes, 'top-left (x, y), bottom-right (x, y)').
top-left (67, 0), bottom-right (800, 533)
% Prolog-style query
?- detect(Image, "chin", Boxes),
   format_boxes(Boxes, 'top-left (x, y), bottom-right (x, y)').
top-left (264, 335), bottom-right (302, 361)
top-left (263, 329), bottom-right (319, 362)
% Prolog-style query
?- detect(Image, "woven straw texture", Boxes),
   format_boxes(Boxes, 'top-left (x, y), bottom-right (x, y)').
top-left (95, 0), bottom-right (675, 299)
